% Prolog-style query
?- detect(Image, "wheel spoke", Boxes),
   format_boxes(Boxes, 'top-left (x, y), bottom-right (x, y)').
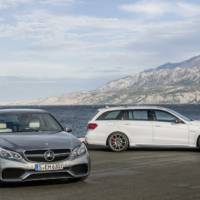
top-left (110, 134), bottom-right (128, 151)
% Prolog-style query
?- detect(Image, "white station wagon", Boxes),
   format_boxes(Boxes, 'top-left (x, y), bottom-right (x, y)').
top-left (85, 106), bottom-right (200, 152)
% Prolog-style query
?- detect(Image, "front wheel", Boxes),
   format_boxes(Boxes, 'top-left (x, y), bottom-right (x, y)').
top-left (108, 132), bottom-right (129, 152)
top-left (197, 136), bottom-right (200, 149)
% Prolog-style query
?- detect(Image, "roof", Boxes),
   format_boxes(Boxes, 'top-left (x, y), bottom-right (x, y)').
top-left (98, 106), bottom-right (171, 112)
top-left (0, 108), bottom-right (48, 114)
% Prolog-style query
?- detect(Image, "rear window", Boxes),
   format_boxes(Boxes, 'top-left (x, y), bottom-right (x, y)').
top-left (128, 110), bottom-right (148, 120)
top-left (97, 110), bottom-right (122, 120)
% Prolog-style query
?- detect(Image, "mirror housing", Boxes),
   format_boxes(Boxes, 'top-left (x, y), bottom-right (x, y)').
top-left (175, 118), bottom-right (184, 124)
top-left (65, 128), bottom-right (72, 133)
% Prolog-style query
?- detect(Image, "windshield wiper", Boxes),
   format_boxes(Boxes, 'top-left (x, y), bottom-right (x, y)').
top-left (20, 128), bottom-right (40, 132)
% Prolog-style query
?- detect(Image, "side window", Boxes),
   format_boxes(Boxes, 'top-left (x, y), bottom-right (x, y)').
top-left (97, 110), bottom-right (122, 120)
top-left (154, 110), bottom-right (177, 122)
top-left (128, 110), bottom-right (148, 121)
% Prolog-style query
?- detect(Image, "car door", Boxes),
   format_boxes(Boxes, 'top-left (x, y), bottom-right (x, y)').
top-left (152, 110), bottom-right (189, 146)
top-left (118, 110), bottom-right (153, 145)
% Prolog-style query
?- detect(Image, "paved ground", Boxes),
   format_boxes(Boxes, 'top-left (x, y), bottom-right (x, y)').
top-left (1, 147), bottom-right (200, 200)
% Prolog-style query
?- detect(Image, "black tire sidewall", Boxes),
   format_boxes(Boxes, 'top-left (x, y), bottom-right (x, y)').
top-left (197, 136), bottom-right (200, 148)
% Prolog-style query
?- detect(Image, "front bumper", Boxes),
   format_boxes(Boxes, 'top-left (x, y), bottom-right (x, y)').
top-left (0, 153), bottom-right (90, 182)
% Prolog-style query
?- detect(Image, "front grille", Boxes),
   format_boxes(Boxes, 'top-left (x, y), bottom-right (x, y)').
top-left (70, 164), bottom-right (88, 175)
top-left (27, 172), bottom-right (72, 180)
top-left (24, 149), bottom-right (71, 163)
top-left (2, 168), bottom-right (25, 179)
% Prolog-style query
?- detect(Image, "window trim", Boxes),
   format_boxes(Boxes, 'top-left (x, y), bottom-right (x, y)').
top-left (96, 109), bottom-right (185, 123)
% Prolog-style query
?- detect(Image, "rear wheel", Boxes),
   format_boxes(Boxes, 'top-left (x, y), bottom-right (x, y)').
top-left (197, 136), bottom-right (200, 149)
top-left (108, 132), bottom-right (129, 152)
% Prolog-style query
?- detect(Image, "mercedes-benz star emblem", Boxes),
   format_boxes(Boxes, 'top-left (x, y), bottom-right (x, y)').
top-left (44, 150), bottom-right (55, 162)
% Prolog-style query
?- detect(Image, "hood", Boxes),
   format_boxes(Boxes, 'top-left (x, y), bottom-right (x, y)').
top-left (0, 131), bottom-right (81, 153)
top-left (189, 120), bottom-right (200, 127)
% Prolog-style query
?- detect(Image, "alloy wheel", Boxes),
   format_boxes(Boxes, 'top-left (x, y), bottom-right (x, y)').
top-left (108, 133), bottom-right (128, 152)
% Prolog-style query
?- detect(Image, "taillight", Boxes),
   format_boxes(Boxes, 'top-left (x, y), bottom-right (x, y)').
top-left (87, 123), bottom-right (98, 130)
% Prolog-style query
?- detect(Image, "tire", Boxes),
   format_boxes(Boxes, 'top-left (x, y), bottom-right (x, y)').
top-left (197, 136), bottom-right (200, 148)
top-left (108, 132), bottom-right (129, 152)
top-left (0, 180), bottom-right (4, 187)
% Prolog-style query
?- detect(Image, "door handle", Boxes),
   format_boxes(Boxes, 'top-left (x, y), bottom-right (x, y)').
top-left (155, 125), bottom-right (161, 127)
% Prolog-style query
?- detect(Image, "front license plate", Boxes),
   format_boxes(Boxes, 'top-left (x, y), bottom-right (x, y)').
top-left (35, 163), bottom-right (64, 171)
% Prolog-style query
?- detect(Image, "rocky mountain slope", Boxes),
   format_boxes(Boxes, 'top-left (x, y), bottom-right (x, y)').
top-left (9, 55), bottom-right (200, 105)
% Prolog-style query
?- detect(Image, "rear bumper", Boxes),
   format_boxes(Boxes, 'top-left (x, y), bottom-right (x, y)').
top-left (85, 135), bottom-right (107, 146)
top-left (0, 153), bottom-right (90, 183)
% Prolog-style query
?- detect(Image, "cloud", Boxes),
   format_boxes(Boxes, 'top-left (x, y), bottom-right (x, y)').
top-left (120, 0), bottom-right (169, 17)
top-left (176, 2), bottom-right (200, 17)
top-left (0, 10), bottom-right (133, 48)
top-left (0, 1), bottom-right (200, 78)
top-left (0, 0), bottom-right (25, 9)
top-left (36, 0), bottom-right (76, 5)
top-left (119, 0), bottom-right (200, 18)
top-left (0, 0), bottom-right (75, 9)
top-left (0, 61), bottom-right (77, 78)
top-left (0, 10), bottom-right (195, 47)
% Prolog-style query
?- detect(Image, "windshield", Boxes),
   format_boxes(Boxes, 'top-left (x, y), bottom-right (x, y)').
top-left (0, 113), bottom-right (63, 133)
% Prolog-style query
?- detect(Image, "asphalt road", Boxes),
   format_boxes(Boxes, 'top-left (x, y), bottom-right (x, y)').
top-left (1, 147), bottom-right (200, 200)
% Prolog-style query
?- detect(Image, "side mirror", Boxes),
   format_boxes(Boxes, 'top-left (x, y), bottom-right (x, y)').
top-left (175, 118), bottom-right (184, 124)
top-left (65, 128), bottom-right (72, 133)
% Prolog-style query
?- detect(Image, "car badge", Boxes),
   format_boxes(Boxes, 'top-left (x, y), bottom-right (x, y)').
top-left (44, 150), bottom-right (55, 162)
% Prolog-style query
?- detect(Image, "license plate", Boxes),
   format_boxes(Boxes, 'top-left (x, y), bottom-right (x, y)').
top-left (35, 163), bottom-right (64, 171)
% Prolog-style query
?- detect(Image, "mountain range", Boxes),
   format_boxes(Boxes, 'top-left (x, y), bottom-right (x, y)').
top-left (6, 55), bottom-right (200, 105)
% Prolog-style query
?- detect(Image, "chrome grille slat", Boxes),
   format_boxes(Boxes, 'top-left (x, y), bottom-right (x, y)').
top-left (27, 153), bottom-right (70, 157)
top-left (24, 149), bottom-right (71, 162)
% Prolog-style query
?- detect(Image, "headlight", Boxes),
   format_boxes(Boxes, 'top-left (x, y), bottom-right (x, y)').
top-left (0, 148), bottom-right (23, 162)
top-left (70, 143), bottom-right (87, 159)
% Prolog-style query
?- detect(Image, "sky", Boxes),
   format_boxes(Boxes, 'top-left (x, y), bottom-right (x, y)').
top-left (0, 0), bottom-right (200, 101)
